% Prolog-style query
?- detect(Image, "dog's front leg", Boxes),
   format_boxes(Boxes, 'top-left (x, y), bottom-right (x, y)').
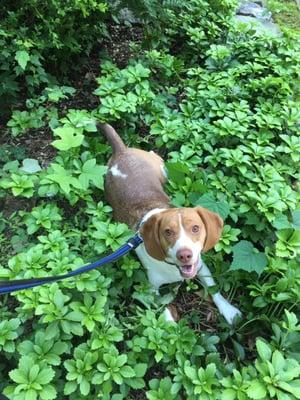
top-left (197, 262), bottom-right (241, 325)
top-left (135, 245), bottom-right (179, 322)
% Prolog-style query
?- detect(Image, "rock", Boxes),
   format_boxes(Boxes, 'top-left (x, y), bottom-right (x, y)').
top-left (234, 15), bottom-right (281, 36)
top-left (118, 7), bottom-right (141, 24)
top-left (237, 2), bottom-right (272, 21)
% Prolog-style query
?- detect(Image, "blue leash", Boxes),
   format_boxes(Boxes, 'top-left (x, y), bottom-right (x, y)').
top-left (0, 234), bottom-right (143, 295)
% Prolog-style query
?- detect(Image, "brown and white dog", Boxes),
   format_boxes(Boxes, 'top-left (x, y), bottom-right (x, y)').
top-left (101, 123), bottom-right (241, 324)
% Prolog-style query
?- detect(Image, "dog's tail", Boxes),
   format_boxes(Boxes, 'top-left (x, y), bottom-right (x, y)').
top-left (99, 123), bottom-right (127, 154)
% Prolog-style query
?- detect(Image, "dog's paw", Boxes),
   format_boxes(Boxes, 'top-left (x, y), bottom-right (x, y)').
top-left (162, 306), bottom-right (179, 323)
top-left (221, 302), bottom-right (242, 325)
top-left (213, 293), bottom-right (242, 325)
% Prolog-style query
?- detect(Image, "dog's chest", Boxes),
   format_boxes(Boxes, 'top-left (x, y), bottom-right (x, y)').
top-left (135, 243), bottom-right (183, 289)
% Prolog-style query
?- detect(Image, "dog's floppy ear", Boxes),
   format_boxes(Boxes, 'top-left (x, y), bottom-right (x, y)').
top-left (195, 206), bottom-right (223, 252)
top-left (139, 214), bottom-right (165, 261)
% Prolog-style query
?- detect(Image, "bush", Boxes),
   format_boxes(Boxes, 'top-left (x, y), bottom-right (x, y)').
top-left (0, 0), bottom-right (109, 115)
top-left (0, 0), bottom-right (300, 398)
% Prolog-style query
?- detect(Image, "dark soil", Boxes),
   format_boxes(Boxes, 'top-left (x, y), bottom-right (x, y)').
top-left (171, 288), bottom-right (219, 333)
top-left (102, 23), bottom-right (143, 67)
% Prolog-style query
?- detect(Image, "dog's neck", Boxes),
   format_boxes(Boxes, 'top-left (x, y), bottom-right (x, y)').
top-left (134, 204), bottom-right (170, 230)
top-left (138, 207), bottom-right (168, 229)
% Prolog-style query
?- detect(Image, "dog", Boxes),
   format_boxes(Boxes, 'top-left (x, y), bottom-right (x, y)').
top-left (100, 123), bottom-right (241, 324)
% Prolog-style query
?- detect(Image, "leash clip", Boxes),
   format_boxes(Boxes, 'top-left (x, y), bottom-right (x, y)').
top-left (126, 233), bottom-right (143, 249)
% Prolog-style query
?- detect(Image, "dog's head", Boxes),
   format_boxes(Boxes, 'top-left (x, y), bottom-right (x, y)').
top-left (139, 207), bottom-right (223, 278)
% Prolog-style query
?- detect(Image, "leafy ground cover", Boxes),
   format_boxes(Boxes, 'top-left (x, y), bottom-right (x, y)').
top-left (267, 0), bottom-right (300, 35)
top-left (0, 0), bottom-right (300, 399)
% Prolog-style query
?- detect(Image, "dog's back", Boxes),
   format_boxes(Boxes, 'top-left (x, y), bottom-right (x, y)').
top-left (100, 124), bottom-right (169, 229)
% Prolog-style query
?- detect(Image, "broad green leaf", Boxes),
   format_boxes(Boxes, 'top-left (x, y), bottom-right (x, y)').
top-left (64, 381), bottom-right (77, 395)
top-left (112, 395), bottom-right (124, 400)
top-left (78, 159), bottom-right (107, 190)
top-left (15, 50), bottom-right (30, 70)
top-left (272, 350), bottom-right (285, 372)
top-left (292, 210), bottom-right (300, 230)
top-left (116, 354), bottom-right (127, 367)
top-left (112, 372), bottom-right (123, 385)
top-left (256, 339), bottom-right (272, 360)
top-left (4, 160), bottom-right (19, 172)
top-left (134, 363), bottom-right (148, 378)
top-left (221, 389), bottom-right (236, 400)
top-left (184, 365), bottom-right (197, 380)
top-left (246, 380), bottom-right (266, 399)
top-left (40, 384), bottom-right (57, 400)
top-left (127, 377), bottom-right (145, 389)
top-left (230, 241), bottom-right (268, 275)
top-left (273, 214), bottom-right (292, 230)
top-left (9, 369), bottom-right (27, 384)
top-left (191, 193), bottom-right (230, 220)
top-left (52, 127), bottom-right (84, 150)
top-left (29, 365), bottom-right (39, 381)
top-left (120, 365), bottom-right (135, 378)
top-left (47, 164), bottom-right (82, 194)
top-left (166, 161), bottom-right (190, 184)
top-left (24, 388), bottom-right (38, 400)
top-left (80, 379), bottom-right (90, 396)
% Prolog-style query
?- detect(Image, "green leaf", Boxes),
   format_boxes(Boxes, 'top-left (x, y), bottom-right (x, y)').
top-left (112, 372), bottom-right (123, 385)
top-left (15, 50), bottom-right (30, 70)
top-left (272, 350), bottom-right (285, 372)
top-left (24, 388), bottom-right (37, 400)
top-left (78, 159), bottom-right (107, 190)
top-left (256, 339), bottom-right (272, 360)
top-left (47, 164), bottom-right (82, 194)
top-left (246, 380), bottom-right (266, 399)
top-left (52, 127), bottom-right (84, 150)
top-left (230, 241), bottom-right (267, 275)
top-left (292, 210), bottom-right (300, 230)
top-left (278, 381), bottom-right (300, 398)
top-left (184, 365), bottom-right (197, 380)
top-left (40, 384), bottom-right (57, 400)
top-left (221, 389), bottom-right (237, 400)
top-left (9, 369), bottom-right (27, 384)
top-left (134, 363), bottom-right (148, 378)
top-left (120, 365), bottom-right (135, 378)
top-left (64, 381), bottom-right (77, 395)
top-left (80, 379), bottom-right (90, 396)
top-left (192, 193), bottom-right (230, 220)
top-left (166, 162), bottom-right (190, 184)
top-left (273, 214), bottom-right (292, 230)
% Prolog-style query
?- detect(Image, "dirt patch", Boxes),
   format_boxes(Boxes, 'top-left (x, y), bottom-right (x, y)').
top-left (102, 23), bottom-right (143, 67)
top-left (171, 288), bottom-right (219, 333)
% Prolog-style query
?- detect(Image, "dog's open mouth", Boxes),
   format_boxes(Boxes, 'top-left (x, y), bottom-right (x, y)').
top-left (179, 263), bottom-right (197, 279)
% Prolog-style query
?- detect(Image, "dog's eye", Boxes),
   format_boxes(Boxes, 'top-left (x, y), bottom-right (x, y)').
top-left (164, 229), bottom-right (173, 237)
top-left (192, 225), bottom-right (200, 233)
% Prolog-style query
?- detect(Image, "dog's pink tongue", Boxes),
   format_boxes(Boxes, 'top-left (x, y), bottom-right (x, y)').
top-left (181, 264), bottom-right (195, 278)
